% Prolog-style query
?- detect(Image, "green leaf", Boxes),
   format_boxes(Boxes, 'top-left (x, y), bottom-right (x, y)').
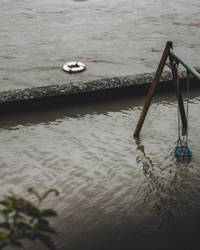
top-left (21, 203), bottom-right (41, 218)
top-left (15, 221), bottom-right (32, 231)
top-left (34, 218), bottom-right (56, 234)
top-left (35, 222), bottom-right (56, 235)
top-left (0, 228), bottom-right (9, 240)
top-left (0, 199), bottom-right (12, 208)
top-left (0, 191), bottom-right (58, 250)
top-left (23, 231), bottom-right (37, 242)
top-left (36, 232), bottom-right (56, 250)
top-left (41, 209), bottom-right (57, 218)
top-left (1, 208), bottom-right (13, 215)
top-left (37, 218), bottom-right (50, 227)
top-left (4, 196), bottom-right (17, 209)
top-left (0, 222), bottom-right (10, 230)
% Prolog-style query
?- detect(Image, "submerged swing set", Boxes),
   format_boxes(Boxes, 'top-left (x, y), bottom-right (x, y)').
top-left (134, 41), bottom-right (200, 160)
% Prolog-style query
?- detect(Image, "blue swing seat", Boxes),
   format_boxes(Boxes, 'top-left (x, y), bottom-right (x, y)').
top-left (174, 145), bottom-right (192, 158)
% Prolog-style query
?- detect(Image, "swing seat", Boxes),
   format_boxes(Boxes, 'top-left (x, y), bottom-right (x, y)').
top-left (174, 145), bottom-right (192, 159)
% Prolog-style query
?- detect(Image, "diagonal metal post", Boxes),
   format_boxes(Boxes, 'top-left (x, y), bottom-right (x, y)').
top-left (133, 41), bottom-right (172, 137)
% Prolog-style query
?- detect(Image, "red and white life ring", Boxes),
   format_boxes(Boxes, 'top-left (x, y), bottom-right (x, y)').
top-left (63, 61), bottom-right (86, 73)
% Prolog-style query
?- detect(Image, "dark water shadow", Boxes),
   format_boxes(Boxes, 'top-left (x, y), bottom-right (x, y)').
top-left (134, 136), bottom-right (200, 249)
top-left (49, 138), bottom-right (200, 250)
top-left (1, 89), bottom-right (200, 130)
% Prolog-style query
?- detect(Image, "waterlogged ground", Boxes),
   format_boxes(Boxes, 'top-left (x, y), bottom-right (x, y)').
top-left (0, 0), bottom-right (200, 91)
top-left (0, 91), bottom-right (200, 249)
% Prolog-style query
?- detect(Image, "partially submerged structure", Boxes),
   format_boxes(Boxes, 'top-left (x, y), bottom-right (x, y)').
top-left (134, 41), bottom-right (200, 160)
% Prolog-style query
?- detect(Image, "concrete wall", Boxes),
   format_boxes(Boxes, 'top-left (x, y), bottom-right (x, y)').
top-left (0, 69), bottom-right (199, 114)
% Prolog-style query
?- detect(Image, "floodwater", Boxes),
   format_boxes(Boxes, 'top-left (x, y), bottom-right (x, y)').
top-left (1, 90), bottom-right (200, 250)
top-left (0, 0), bottom-right (200, 91)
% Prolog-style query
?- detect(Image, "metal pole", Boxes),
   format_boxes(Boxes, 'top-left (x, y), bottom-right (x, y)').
top-left (171, 62), bottom-right (188, 136)
top-left (169, 49), bottom-right (200, 80)
top-left (133, 41), bottom-right (172, 137)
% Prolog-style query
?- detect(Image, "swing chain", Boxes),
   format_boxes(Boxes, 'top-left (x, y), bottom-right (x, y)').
top-left (186, 70), bottom-right (190, 147)
top-left (174, 66), bottom-right (192, 160)
top-left (175, 62), bottom-right (181, 142)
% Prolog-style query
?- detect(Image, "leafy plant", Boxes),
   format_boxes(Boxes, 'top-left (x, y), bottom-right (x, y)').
top-left (0, 188), bottom-right (59, 250)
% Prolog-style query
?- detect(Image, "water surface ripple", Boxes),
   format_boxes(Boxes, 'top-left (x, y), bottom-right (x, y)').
top-left (1, 92), bottom-right (200, 249)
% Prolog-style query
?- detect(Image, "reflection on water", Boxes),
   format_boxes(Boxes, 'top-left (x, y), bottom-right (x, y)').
top-left (1, 92), bottom-right (200, 249)
top-left (135, 137), bottom-right (189, 234)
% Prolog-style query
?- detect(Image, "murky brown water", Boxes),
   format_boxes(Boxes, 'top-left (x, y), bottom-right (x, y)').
top-left (1, 91), bottom-right (200, 249)
top-left (0, 0), bottom-right (200, 91)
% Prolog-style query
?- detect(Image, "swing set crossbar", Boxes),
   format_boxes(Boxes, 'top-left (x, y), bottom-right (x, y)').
top-left (169, 49), bottom-right (200, 80)
top-left (134, 41), bottom-right (200, 138)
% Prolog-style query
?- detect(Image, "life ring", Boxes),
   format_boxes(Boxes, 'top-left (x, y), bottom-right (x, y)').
top-left (63, 61), bottom-right (86, 73)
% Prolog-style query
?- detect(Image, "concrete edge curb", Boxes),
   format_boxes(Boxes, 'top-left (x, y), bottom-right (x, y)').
top-left (1, 68), bottom-right (199, 105)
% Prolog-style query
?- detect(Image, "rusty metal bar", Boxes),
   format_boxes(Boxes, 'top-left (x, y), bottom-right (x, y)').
top-left (171, 62), bottom-right (188, 136)
top-left (133, 41), bottom-right (172, 137)
top-left (169, 49), bottom-right (200, 80)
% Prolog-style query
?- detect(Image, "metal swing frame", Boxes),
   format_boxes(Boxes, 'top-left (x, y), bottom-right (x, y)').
top-left (134, 41), bottom-right (200, 138)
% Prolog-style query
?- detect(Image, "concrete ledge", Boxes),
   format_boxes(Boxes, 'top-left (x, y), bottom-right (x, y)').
top-left (0, 70), bottom-right (188, 103)
top-left (0, 68), bottom-right (199, 114)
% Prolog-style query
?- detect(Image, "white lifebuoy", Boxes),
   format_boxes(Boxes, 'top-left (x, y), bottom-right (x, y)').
top-left (63, 61), bottom-right (86, 73)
